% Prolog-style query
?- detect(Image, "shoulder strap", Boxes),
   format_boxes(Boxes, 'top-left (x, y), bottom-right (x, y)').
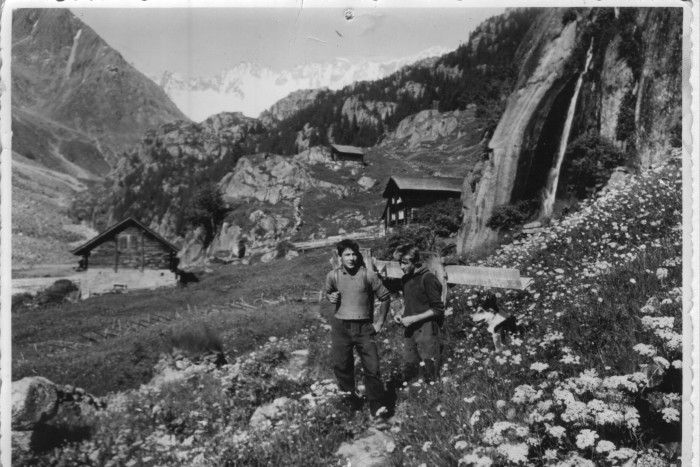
top-left (334, 268), bottom-right (339, 290)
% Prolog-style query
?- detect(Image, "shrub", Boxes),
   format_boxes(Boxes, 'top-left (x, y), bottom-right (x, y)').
top-left (37, 279), bottom-right (79, 305)
top-left (380, 224), bottom-right (434, 260)
top-left (411, 198), bottom-right (463, 238)
top-left (167, 323), bottom-right (223, 356)
top-left (12, 292), bottom-right (34, 309)
top-left (486, 199), bottom-right (537, 231)
top-left (276, 240), bottom-right (297, 258)
top-left (183, 182), bottom-right (229, 248)
top-left (560, 133), bottom-right (627, 199)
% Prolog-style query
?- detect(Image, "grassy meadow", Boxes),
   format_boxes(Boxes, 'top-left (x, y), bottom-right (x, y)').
top-left (13, 156), bottom-right (683, 466)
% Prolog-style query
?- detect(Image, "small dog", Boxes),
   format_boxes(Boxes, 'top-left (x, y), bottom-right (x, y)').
top-left (471, 308), bottom-right (523, 352)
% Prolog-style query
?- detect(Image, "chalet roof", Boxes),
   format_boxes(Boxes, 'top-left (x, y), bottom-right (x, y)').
top-left (71, 217), bottom-right (179, 256)
top-left (382, 176), bottom-right (463, 198)
top-left (330, 144), bottom-right (364, 156)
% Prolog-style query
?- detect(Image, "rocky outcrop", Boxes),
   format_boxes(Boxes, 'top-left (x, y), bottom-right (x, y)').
top-left (293, 146), bottom-right (334, 165)
top-left (457, 8), bottom-right (682, 253)
top-left (88, 112), bottom-right (263, 239)
top-left (393, 108), bottom-right (469, 148)
top-left (341, 96), bottom-right (396, 127)
top-left (397, 81), bottom-right (425, 100)
top-left (219, 153), bottom-right (348, 204)
top-left (259, 88), bottom-right (328, 125)
top-left (294, 122), bottom-right (319, 153)
top-left (178, 152), bottom-right (348, 265)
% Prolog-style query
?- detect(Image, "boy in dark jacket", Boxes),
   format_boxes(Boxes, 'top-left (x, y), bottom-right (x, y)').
top-left (393, 244), bottom-right (444, 384)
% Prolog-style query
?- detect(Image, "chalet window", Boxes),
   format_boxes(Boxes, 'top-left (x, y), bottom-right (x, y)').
top-left (391, 213), bottom-right (396, 221)
top-left (398, 209), bottom-right (405, 220)
top-left (397, 196), bottom-right (402, 204)
top-left (118, 234), bottom-right (138, 250)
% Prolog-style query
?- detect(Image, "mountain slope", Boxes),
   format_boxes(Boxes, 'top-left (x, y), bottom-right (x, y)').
top-left (11, 8), bottom-right (189, 268)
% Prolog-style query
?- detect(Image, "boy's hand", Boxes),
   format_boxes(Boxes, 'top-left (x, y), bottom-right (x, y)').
top-left (328, 292), bottom-right (340, 303)
top-left (399, 315), bottom-right (418, 327)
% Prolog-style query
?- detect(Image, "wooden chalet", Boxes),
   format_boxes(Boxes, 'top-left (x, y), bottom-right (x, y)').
top-left (71, 217), bottom-right (179, 298)
top-left (381, 176), bottom-right (463, 231)
top-left (330, 144), bottom-right (365, 164)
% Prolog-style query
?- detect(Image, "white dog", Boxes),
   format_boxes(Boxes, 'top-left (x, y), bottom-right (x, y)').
top-left (471, 308), bottom-right (521, 352)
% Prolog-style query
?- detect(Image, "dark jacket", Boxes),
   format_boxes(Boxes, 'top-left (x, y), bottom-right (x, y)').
top-left (402, 266), bottom-right (444, 326)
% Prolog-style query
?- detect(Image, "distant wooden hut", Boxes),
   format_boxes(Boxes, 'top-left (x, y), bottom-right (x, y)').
top-left (330, 144), bottom-right (365, 165)
top-left (71, 217), bottom-right (179, 298)
top-left (381, 176), bottom-right (463, 231)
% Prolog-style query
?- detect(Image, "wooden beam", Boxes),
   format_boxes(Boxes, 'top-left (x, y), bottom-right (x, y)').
top-left (372, 259), bottom-right (531, 290)
top-left (444, 265), bottom-right (530, 290)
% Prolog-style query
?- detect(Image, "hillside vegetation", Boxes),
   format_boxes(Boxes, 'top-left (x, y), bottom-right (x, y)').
top-left (14, 153), bottom-right (682, 466)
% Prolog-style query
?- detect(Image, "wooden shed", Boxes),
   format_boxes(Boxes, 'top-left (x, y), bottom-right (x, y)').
top-left (330, 144), bottom-right (365, 164)
top-left (380, 176), bottom-right (463, 231)
top-left (71, 217), bottom-right (179, 298)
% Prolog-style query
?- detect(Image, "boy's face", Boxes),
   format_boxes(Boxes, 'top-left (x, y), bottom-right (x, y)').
top-left (340, 248), bottom-right (358, 270)
top-left (399, 255), bottom-right (415, 276)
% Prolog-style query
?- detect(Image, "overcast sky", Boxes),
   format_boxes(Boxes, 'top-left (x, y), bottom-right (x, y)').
top-left (71, 5), bottom-right (506, 78)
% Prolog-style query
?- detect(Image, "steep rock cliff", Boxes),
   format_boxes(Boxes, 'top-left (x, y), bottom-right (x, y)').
top-left (457, 7), bottom-right (682, 253)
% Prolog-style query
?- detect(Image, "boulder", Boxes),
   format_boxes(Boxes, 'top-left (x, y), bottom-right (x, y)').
top-left (12, 376), bottom-right (60, 431)
top-left (249, 397), bottom-right (292, 430)
top-left (285, 250), bottom-right (299, 260)
top-left (260, 250), bottom-right (277, 263)
top-left (275, 349), bottom-right (309, 381)
top-left (336, 428), bottom-right (394, 467)
top-left (357, 176), bottom-right (376, 190)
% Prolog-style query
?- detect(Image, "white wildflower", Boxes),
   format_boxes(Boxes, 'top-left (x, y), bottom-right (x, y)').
top-left (624, 407), bottom-right (640, 429)
top-left (575, 429), bottom-right (599, 449)
top-left (633, 343), bottom-right (657, 357)
top-left (661, 407), bottom-right (680, 423)
top-left (458, 453), bottom-right (493, 466)
top-left (469, 410), bottom-right (481, 426)
top-left (595, 440), bottom-right (616, 453)
top-left (497, 442), bottom-right (529, 464)
top-left (546, 425), bottom-right (566, 439)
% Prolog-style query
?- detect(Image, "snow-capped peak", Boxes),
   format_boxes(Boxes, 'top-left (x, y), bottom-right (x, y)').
top-left (150, 47), bottom-right (451, 122)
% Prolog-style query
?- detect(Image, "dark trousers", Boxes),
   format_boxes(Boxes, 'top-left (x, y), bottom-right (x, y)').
top-left (330, 317), bottom-right (385, 411)
top-left (403, 319), bottom-right (442, 383)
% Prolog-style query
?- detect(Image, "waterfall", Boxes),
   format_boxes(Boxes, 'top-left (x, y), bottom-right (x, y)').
top-left (540, 39), bottom-right (594, 218)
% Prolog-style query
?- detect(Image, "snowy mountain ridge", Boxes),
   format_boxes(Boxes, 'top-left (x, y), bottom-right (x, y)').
top-left (149, 46), bottom-right (450, 122)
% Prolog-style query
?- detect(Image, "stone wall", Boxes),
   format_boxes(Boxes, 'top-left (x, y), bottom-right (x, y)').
top-left (80, 268), bottom-right (177, 298)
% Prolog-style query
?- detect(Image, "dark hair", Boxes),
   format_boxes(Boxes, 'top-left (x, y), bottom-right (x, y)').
top-left (336, 239), bottom-right (360, 256)
top-left (478, 293), bottom-right (499, 313)
top-left (393, 244), bottom-right (420, 264)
